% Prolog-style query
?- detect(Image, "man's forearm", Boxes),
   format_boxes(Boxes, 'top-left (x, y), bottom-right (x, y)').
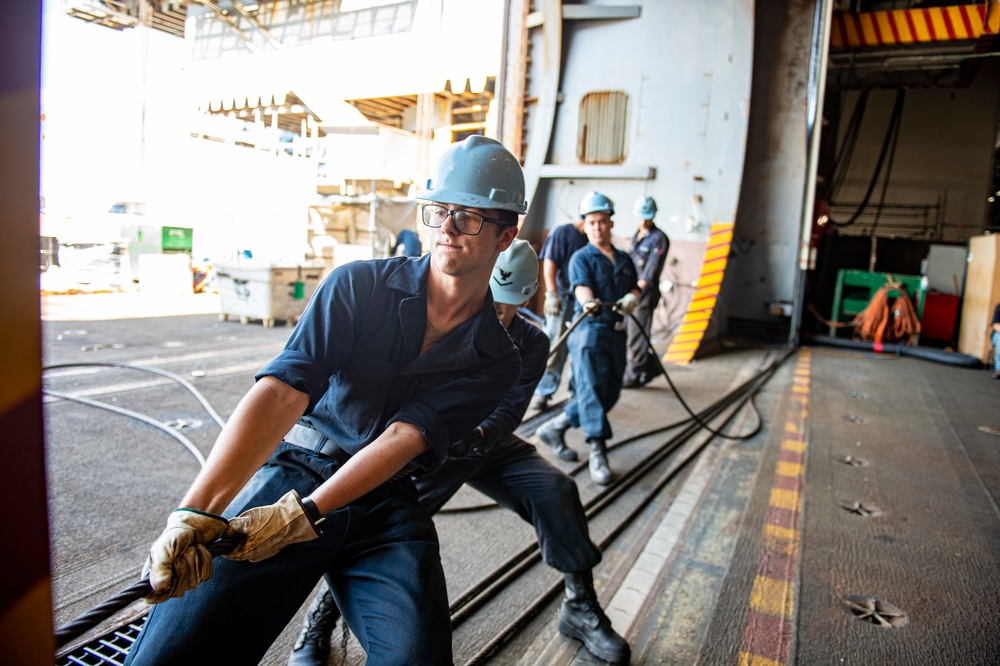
top-left (180, 376), bottom-right (309, 514)
top-left (308, 421), bottom-right (428, 514)
top-left (543, 259), bottom-right (558, 293)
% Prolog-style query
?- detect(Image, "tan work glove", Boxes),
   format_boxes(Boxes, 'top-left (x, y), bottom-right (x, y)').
top-left (614, 293), bottom-right (639, 316)
top-left (582, 300), bottom-right (601, 318)
top-left (544, 291), bottom-right (562, 317)
top-left (224, 490), bottom-right (322, 563)
top-left (143, 508), bottom-right (230, 604)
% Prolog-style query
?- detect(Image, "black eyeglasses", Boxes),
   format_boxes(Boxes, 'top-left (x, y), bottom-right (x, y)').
top-left (421, 203), bottom-right (507, 236)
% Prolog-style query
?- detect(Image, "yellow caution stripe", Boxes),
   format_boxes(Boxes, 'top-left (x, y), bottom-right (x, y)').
top-left (663, 222), bottom-right (734, 365)
top-left (831, 3), bottom-right (999, 48)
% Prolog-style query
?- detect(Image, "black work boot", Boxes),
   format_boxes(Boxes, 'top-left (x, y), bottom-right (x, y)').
top-left (537, 413), bottom-right (578, 461)
top-left (588, 439), bottom-right (614, 485)
top-left (288, 587), bottom-right (338, 666)
top-left (558, 571), bottom-right (631, 665)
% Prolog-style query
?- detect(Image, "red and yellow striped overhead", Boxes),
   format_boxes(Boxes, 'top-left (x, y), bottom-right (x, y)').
top-left (662, 221), bottom-right (734, 366)
top-left (831, 2), bottom-right (1000, 48)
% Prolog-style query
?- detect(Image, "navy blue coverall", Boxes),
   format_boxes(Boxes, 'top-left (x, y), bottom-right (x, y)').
top-left (124, 255), bottom-right (520, 666)
top-left (416, 315), bottom-right (602, 574)
top-left (563, 244), bottom-right (638, 441)
top-left (624, 225), bottom-right (669, 385)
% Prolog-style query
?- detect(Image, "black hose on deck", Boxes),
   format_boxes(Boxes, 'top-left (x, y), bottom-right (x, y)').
top-left (809, 334), bottom-right (982, 367)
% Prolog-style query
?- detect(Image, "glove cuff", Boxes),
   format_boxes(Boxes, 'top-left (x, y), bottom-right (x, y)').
top-left (172, 507), bottom-right (228, 525)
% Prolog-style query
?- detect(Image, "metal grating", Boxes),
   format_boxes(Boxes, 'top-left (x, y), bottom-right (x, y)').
top-left (577, 91), bottom-right (629, 165)
top-left (57, 616), bottom-right (146, 666)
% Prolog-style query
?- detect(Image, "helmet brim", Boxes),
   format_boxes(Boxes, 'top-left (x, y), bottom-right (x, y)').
top-left (420, 188), bottom-right (526, 217)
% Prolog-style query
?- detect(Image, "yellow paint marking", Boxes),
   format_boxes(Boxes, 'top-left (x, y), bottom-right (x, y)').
top-left (704, 245), bottom-right (730, 261)
top-left (764, 523), bottom-right (799, 543)
top-left (892, 9), bottom-right (914, 42)
top-left (859, 13), bottom-right (878, 42)
top-left (739, 652), bottom-right (784, 666)
top-left (764, 524), bottom-right (800, 555)
top-left (750, 575), bottom-right (795, 618)
top-left (946, 6), bottom-right (968, 39)
top-left (964, 6), bottom-right (984, 34)
top-left (781, 439), bottom-right (806, 454)
top-left (775, 461), bottom-right (803, 478)
top-left (672, 332), bottom-right (704, 343)
top-left (770, 488), bottom-right (800, 511)
top-left (683, 310), bottom-right (712, 322)
top-left (929, 8), bottom-right (948, 40)
top-left (679, 320), bottom-right (710, 333)
top-left (701, 258), bottom-right (728, 274)
top-left (783, 421), bottom-right (801, 434)
top-left (791, 385), bottom-right (808, 394)
top-left (875, 12), bottom-right (894, 41)
top-left (911, 10), bottom-right (931, 41)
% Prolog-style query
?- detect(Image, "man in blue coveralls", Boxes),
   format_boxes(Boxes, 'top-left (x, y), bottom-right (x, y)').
top-left (289, 240), bottom-right (631, 666)
top-left (623, 195), bottom-right (670, 388)
top-left (536, 191), bottom-right (639, 485)
top-left (123, 136), bottom-right (525, 666)
top-left (530, 212), bottom-right (588, 412)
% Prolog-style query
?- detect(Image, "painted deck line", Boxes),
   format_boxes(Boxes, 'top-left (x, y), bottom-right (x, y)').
top-left (737, 349), bottom-right (812, 666)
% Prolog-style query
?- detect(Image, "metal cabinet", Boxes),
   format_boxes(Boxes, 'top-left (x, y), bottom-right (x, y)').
top-left (215, 261), bottom-right (324, 328)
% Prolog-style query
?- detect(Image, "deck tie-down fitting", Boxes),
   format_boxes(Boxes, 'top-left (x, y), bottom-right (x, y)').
top-left (841, 596), bottom-right (909, 628)
top-left (837, 500), bottom-right (881, 517)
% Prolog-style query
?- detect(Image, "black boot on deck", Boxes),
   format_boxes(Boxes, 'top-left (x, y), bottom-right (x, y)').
top-left (558, 571), bottom-right (631, 664)
top-left (288, 587), bottom-right (338, 666)
top-left (537, 413), bottom-right (578, 461)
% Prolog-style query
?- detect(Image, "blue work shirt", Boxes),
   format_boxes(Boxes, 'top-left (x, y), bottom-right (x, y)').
top-left (539, 222), bottom-right (588, 295)
top-left (256, 255), bottom-right (521, 470)
top-left (629, 226), bottom-right (669, 293)
top-left (391, 229), bottom-right (423, 257)
top-left (477, 315), bottom-right (548, 449)
top-left (568, 244), bottom-right (639, 327)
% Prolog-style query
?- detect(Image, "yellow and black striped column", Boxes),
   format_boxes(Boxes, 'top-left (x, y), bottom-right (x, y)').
top-left (663, 222), bottom-right (734, 366)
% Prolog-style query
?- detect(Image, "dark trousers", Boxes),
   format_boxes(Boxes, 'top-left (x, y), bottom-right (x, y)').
top-left (624, 288), bottom-right (661, 384)
top-left (417, 435), bottom-right (601, 573)
top-left (565, 323), bottom-right (627, 441)
top-left (124, 443), bottom-right (453, 666)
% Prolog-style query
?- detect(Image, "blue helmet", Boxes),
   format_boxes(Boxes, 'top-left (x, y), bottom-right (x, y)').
top-left (491, 239), bottom-right (539, 305)
top-left (579, 191), bottom-right (615, 217)
top-left (633, 196), bottom-right (657, 220)
top-left (420, 136), bottom-right (527, 215)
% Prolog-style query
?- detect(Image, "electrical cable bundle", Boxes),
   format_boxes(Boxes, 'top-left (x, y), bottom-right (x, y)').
top-left (851, 280), bottom-right (921, 345)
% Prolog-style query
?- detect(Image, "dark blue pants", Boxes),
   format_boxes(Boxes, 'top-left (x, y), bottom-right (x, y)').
top-left (416, 435), bottom-right (601, 573)
top-left (624, 288), bottom-right (662, 384)
top-left (565, 322), bottom-right (627, 441)
top-left (124, 443), bottom-right (452, 666)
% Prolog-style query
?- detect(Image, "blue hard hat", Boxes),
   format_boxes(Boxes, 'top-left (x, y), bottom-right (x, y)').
top-left (633, 196), bottom-right (657, 220)
top-left (420, 136), bottom-right (527, 215)
top-left (579, 191), bottom-right (614, 217)
top-left (491, 239), bottom-right (539, 305)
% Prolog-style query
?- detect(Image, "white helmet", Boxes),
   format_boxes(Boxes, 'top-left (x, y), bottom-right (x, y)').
top-left (491, 239), bottom-right (539, 305)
